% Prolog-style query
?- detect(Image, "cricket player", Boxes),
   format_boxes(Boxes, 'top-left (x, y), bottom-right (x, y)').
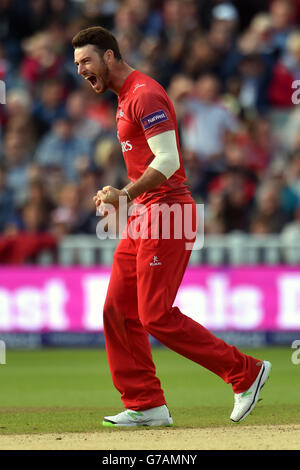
top-left (73, 26), bottom-right (271, 427)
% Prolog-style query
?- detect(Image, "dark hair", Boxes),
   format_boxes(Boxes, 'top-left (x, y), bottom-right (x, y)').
top-left (72, 26), bottom-right (122, 61)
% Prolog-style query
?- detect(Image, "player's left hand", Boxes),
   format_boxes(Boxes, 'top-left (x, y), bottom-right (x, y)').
top-left (95, 186), bottom-right (125, 209)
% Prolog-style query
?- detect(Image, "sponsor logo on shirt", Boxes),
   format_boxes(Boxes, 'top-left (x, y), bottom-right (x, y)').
top-left (141, 110), bottom-right (168, 130)
top-left (133, 83), bottom-right (145, 93)
top-left (121, 140), bottom-right (133, 152)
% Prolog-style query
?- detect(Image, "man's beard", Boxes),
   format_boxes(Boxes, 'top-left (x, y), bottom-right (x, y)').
top-left (95, 60), bottom-right (110, 93)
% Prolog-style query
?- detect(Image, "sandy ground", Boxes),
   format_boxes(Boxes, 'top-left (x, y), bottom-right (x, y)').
top-left (0, 424), bottom-right (299, 450)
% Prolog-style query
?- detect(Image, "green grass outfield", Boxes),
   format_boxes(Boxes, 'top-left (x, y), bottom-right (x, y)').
top-left (0, 346), bottom-right (299, 434)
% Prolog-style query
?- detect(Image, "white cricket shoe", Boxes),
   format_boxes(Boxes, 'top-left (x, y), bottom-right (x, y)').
top-left (102, 404), bottom-right (173, 427)
top-left (230, 360), bottom-right (272, 423)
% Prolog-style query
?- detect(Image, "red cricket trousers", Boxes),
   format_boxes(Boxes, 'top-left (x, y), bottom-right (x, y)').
top-left (103, 201), bottom-right (261, 410)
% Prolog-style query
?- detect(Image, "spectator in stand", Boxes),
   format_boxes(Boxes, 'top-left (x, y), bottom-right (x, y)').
top-left (25, 178), bottom-right (56, 217)
top-left (220, 74), bottom-right (243, 118)
top-left (0, 199), bottom-right (57, 264)
top-left (41, 165), bottom-right (66, 209)
top-left (5, 88), bottom-right (33, 121)
top-left (204, 190), bottom-right (225, 234)
top-left (250, 180), bottom-right (290, 233)
top-left (116, 29), bottom-right (143, 67)
top-left (137, 33), bottom-right (174, 86)
top-left (20, 200), bottom-right (47, 233)
top-left (182, 34), bottom-right (219, 79)
top-left (163, 0), bottom-right (200, 44)
top-left (282, 103), bottom-right (300, 152)
top-left (20, 0), bottom-right (51, 37)
top-left (32, 78), bottom-right (67, 136)
top-left (50, 181), bottom-right (98, 234)
top-left (20, 31), bottom-right (63, 89)
top-left (244, 117), bottom-right (280, 177)
top-left (0, 231), bottom-right (57, 263)
top-left (281, 205), bottom-right (300, 260)
top-left (283, 148), bottom-right (300, 202)
top-left (0, 165), bottom-right (15, 232)
top-left (199, 0), bottom-right (235, 31)
top-left (169, 75), bottom-right (203, 198)
top-left (181, 73), bottom-right (238, 195)
top-left (211, 2), bottom-right (239, 26)
top-left (207, 8), bottom-right (239, 84)
top-left (266, 157), bottom-right (299, 221)
top-left (210, 138), bottom-right (257, 194)
top-left (113, 3), bottom-right (143, 57)
top-left (76, 168), bottom-right (104, 234)
top-left (48, 168), bottom-right (102, 237)
top-left (268, 0), bottom-right (296, 55)
top-left (250, 214), bottom-right (273, 234)
top-left (65, 89), bottom-right (104, 142)
top-left (207, 140), bottom-right (256, 232)
top-left (125, 0), bottom-right (163, 38)
top-left (50, 183), bottom-right (79, 236)
top-left (209, 2), bottom-right (240, 53)
top-left (223, 12), bottom-right (276, 114)
top-left (48, 0), bottom-right (80, 24)
top-left (93, 137), bottom-right (128, 190)
top-left (236, 53), bottom-right (271, 115)
top-left (34, 116), bottom-right (92, 182)
top-left (161, 0), bottom-right (202, 82)
top-left (0, 129), bottom-right (33, 207)
top-left (182, 74), bottom-right (238, 162)
top-left (80, 0), bottom-right (119, 28)
top-left (221, 169), bottom-right (254, 232)
top-left (167, 74), bottom-right (197, 193)
top-left (50, 207), bottom-right (73, 238)
top-left (167, 73), bottom-right (194, 132)
top-left (0, 0), bottom-right (31, 67)
top-left (112, 1), bottom-right (163, 77)
top-left (269, 31), bottom-right (300, 108)
top-left (246, 13), bottom-right (274, 55)
top-left (5, 115), bottom-right (37, 161)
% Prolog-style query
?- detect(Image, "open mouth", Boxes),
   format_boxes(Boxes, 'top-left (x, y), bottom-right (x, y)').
top-left (85, 74), bottom-right (97, 87)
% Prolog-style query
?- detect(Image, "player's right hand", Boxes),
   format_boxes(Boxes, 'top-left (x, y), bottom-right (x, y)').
top-left (93, 194), bottom-right (115, 217)
top-left (93, 194), bottom-right (101, 207)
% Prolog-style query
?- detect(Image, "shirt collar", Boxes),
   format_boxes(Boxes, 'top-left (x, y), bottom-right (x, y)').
top-left (118, 70), bottom-right (138, 100)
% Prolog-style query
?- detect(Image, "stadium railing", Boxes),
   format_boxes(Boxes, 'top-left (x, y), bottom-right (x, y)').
top-left (34, 233), bottom-right (300, 266)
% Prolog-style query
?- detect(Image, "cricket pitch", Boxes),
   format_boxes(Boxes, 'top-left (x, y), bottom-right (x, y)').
top-left (0, 424), bottom-right (299, 450)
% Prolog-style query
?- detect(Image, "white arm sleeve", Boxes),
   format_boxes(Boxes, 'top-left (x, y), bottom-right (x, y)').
top-left (147, 130), bottom-right (180, 179)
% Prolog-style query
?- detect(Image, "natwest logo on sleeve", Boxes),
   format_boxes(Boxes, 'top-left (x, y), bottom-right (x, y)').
top-left (121, 140), bottom-right (133, 152)
top-left (141, 109), bottom-right (168, 130)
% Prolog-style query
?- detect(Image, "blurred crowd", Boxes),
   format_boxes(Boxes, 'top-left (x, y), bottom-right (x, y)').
top-left (1, 0), bottom-right (300, 263)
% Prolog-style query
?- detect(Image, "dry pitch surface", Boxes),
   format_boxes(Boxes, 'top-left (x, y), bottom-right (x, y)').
top-left (1, 348), bottom-right (299, 450)
top-left (0, 424), bottom-right (299, 450)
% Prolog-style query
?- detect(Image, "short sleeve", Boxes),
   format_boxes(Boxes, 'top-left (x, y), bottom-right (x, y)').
top-left (132, 89), bottom-right (175, 139)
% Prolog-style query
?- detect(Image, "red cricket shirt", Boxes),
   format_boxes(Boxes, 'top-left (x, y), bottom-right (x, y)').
top-left (116, 70), bottom-right (193, 206)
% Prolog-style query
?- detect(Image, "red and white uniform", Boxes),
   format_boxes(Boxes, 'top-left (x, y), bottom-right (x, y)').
top-left (103, 71), bottom-right (261, 411)
top-left (116, 70), bottom-right (192, 206)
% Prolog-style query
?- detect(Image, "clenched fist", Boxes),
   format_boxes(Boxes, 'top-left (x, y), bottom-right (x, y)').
top-left (93, 185), bottom-right (127, 214)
